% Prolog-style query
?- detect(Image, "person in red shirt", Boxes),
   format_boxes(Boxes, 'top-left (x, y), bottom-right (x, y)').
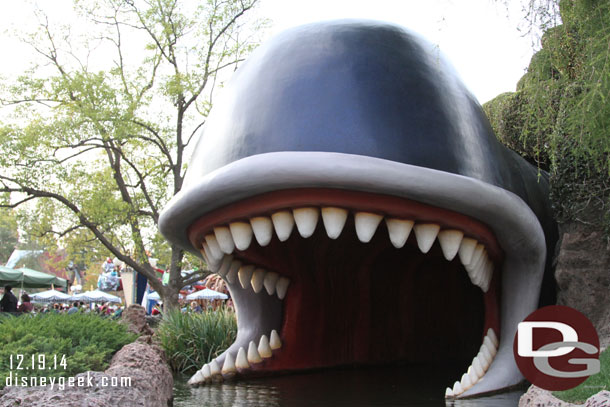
top-left (17, 293), bottom-right (33, 313)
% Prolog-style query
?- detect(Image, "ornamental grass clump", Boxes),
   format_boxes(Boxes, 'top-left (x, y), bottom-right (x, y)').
top-left (0, 312), bottom-right (137, 388)
top-left (157, 307), bottom-right (237, 374)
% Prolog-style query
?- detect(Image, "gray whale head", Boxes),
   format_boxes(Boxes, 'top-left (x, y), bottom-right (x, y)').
top-left (159, 20), bottom-right (557, 398)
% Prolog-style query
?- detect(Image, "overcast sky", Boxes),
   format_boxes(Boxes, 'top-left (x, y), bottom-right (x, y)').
top-left (0, 0), bottom-right (537, 104)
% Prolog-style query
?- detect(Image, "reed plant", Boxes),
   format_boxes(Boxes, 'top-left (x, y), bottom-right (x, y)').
top-left (157, 307), bottom-right (237, 374)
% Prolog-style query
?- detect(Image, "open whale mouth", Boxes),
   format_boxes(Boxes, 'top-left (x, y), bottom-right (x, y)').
top-left (165, 151), bottom-right (547, 398)
top-left (187, 188), bottom-right (502, 397)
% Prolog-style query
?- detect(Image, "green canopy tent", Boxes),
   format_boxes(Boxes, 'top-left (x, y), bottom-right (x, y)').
top-left (0, 266), bottom-right (67, 289)
top-left (0, 265), bottom-right (22, 286)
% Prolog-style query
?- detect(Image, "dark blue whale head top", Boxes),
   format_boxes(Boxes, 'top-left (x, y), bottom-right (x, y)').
top-left (185, 20), bottom-right (554, 238)
top-left (160, 20), bottom-right (558, 398)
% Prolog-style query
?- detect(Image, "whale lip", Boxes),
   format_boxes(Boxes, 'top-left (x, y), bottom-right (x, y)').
top-left (159, 151), bottom-right (547, 396)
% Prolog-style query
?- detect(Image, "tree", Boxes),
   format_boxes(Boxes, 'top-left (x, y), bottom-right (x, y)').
top-left (0, 196), bottom-right (19, 264)
top-left (0, 0), bottom-right (266, 307)
top-left (485, 0), bottom-right (610, 237)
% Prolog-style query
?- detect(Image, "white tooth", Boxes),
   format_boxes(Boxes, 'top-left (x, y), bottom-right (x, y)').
top-left (472, 357), bottom-right (485, 377)
top-left (354, 212), bottom-right (383, 243)
top-left (478, 351), bottom-right (490, 370)
top-left (480, 260), bottom-right (492, 292)
top-left (437, 229), bottom-right (464, 261)
top-left (481, 344), bottom-right (493, 366)
top-left (484, 336), bottom-right (497, 357)
top-left (271, 210), bottom-right (295, 242)
top-left (209, 360), bottom-right (221, 376)
top-left (250, 216), bottom-right (273, 246)
top-left (458, 237), bottom-right (477, 266)
top-left (445, 387), bottom-right (454, 398)
top-left (203, 364), bottom-right (211, 379)
top-left (468, 368), bottom-right (478, 384)
top-left (468, 244), bottom-right (485, 271)
top-left (264, 272), bottom-right (280, 295)
top-left (226, 260), bottom-right (241, 284)
top-left (217, 255), bottom-right (233, 277)
top-left (293, 207), bottom-right (319, 238)
top-left (251, 268), bottom-right (267, 293)
top-left (236, 347), bottom-right (249, 369)
top-left (461, 373), bottom-right (472, 390)
top-left (470, 255), bottom-right (486, 287)
top-left (247, 341), bottom-right (262, 363)
top-left (188, 370), bottom-right (205, 385)
top-left (413, 223), bottom-right (440, 253)
top-left (221, 353), bottom-right (236, 375)
top-left (487, 328), bottom-right (499, 348)
top-left (270, 329), bottom-right (282, 350)
top-left (276, 277), bottom-right (290, 300)
top-left (321, 207), bottom-right (348, 239)
top-left (230, 222), bottom-right (254, 251)
top-left (258, 335), bottom-right (273, 358)
top-left (214, 226), bottom-right (235, 254)
top-left (452, 381), bottom-right (463, 395)
top-left (385, 218), bottom-right (414, 248)
top-left (238, 265), bottom-right (255, 289)
top-left (205, 234), bottom-right (223, 260)
top-left (201, 243), bottom-right (220, 270)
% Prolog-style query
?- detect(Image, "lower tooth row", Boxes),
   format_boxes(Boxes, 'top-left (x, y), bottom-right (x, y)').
top-left (188, 330), bottom-right (282, 386)
top-left (445, 328), bottom-right (499, 398)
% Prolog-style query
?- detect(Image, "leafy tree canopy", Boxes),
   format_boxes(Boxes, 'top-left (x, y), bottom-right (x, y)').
top-left (0, 0), bottom-right (267, 306)
top-left (484, 0), bottom-right (610, 236)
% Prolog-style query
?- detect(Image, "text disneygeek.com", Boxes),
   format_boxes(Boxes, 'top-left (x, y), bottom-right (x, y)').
top-left (5, 354), bottom-right (131, 390)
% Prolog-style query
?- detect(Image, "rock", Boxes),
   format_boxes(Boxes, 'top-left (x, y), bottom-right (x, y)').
top-left (121, 304), bottom-right (154, 336)
top-left (554, 219), bottom-right (610, 348)
top-left (0, 309), bottom-right (173, 406)
top-left (519, 385), bottom-right (610, 407)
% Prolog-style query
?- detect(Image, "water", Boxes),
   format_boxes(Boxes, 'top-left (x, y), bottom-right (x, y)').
top-left (173, 366), bottom-right (524, 406)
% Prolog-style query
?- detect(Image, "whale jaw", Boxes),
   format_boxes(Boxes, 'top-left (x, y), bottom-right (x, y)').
top-left (161, 152), bottom-right (547, 397)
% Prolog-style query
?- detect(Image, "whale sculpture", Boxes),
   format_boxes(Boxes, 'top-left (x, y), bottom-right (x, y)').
top-left (159, 20), bottom-right (558, 398)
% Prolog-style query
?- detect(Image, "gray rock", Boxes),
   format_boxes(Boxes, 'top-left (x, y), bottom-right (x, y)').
top-left (555, 220), bottom-right (610, 348)
top-left (519, 385), bottom-right (610, 407)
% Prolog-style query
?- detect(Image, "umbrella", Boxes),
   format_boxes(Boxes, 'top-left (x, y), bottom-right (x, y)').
top-left (0, 266), bottom-right (67, 289)
top-left (30, 289), bottom-right (72, 303)
top-left (186, 288), bottom-right (228, 301)
top-left (72, 290), bottom-right (122, 303)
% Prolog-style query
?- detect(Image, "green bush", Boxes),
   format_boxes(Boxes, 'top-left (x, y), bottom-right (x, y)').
top-left (157, 308), bottom-right (237, 374)
top-left (0, 313), bottom-right (137, 388)
top-left (553, 347), bottom-right (610, 403)
top-left (483, 0), bottom-right (610, 236)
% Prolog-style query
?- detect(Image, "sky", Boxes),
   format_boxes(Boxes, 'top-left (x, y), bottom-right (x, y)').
top-left (0, 0), bottom-right (538, 104)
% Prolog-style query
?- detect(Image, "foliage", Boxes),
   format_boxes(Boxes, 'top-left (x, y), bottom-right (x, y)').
top-left (0, 0), bottom-right (267, 307)
top-left (157, 307), bottom-right (237, 374)
top-left (0, 312), bottom-right (137, 388)
top-left (553, 347), bottom-right (610, 403)
top-left (0, 203), bottom-right (18, 265)
top-left (483, 0), bottom-right (610, 236)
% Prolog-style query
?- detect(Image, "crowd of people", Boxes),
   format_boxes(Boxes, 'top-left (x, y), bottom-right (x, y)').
top-left (0, 284), bottom-right (124, 318)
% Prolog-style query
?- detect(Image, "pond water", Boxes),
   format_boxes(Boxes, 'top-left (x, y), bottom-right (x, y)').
top-left (173, 365), bottom-right (525, 406)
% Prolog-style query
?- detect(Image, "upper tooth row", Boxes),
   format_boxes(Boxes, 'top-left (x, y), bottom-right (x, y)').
top-left (445, 328), bottom-right (499, 398)
top-left (201, 207), bottom-right (495, 292)
top-left (188, 330), bottom-right (282, 386)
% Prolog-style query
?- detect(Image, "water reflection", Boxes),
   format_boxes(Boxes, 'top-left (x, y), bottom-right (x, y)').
top-left (174, 365), bottom-right (524, 407)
